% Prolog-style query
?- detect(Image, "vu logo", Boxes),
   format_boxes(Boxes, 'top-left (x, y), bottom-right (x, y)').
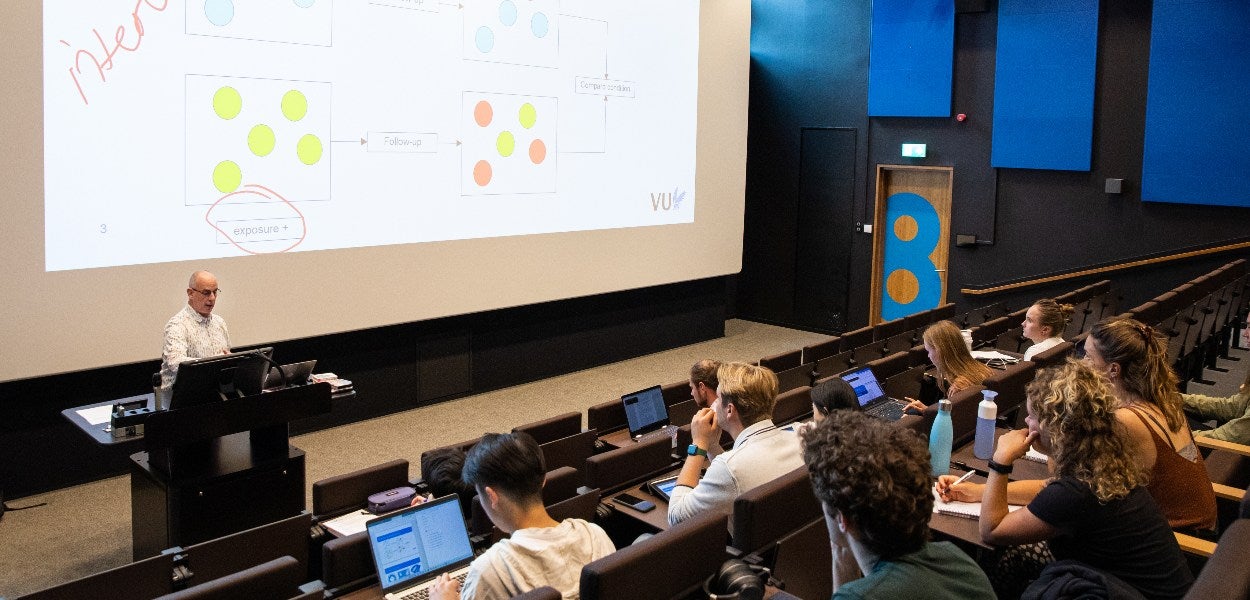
top-left (650, 187), bottom-right (688, 211)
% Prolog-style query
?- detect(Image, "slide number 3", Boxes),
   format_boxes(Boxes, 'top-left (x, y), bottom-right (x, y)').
top-left (99, 224), bottom-right (108, 234)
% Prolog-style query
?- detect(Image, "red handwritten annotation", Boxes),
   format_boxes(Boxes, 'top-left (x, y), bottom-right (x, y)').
top-left (60, 0), bottom-right (169, 106)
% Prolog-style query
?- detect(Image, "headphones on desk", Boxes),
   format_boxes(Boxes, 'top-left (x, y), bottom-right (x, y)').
top-left (703, 559), bottom-right (769, 600)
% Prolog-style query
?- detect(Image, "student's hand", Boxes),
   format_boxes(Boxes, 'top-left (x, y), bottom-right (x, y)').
top-left (690, 407), bottom-right (721, 451)
top-left (429, 573), bottom-right (460, 600)
top-left (903, 398), bottom-right (926, 413)
top-left (410, 493), bottom-right (433, 507)
top-left (992, 428), bottom-right (1038, 465)
top-left (935, 475), bottom-right (983, 503)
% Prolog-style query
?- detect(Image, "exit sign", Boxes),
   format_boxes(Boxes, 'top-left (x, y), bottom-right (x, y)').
top-left (901, 143), bottom-right (927, 158)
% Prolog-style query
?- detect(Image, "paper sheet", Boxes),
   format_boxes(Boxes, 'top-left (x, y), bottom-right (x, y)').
top-left (322, 509), bottom-right (373, 538)
top-left (932, 489), bottom-right (1023, 519)
top-left (77, 405), bottom-right (115, 426)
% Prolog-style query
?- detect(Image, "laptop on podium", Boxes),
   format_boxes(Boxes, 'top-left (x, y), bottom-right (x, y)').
top-left (365, 494), bottom-right (476, 600)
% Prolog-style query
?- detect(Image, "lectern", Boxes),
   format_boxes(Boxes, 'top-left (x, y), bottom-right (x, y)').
top-left (129, 383), bottom-right (331, 559)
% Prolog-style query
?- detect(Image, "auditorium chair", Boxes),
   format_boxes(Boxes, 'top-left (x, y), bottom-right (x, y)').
top-left (15, 552), bottom-right (177, 599)
top-left (513, 411), bottom-right (582, 444)
top-left (772, 386), bottom-right (812, 426)
top-left (865, 350), bottom-right (912, 381)
top-left (1028, 340), bottom-right (1074, 370)
top-left (773, 362), bottom-right (816, 393)
top-left (582, 435), bottom-right (675, 492)
top-left (769, 519), bottom-right (832, 600)
top-left (311, 459), bottom-right (410, 520)
top-left (882, 363), bottom-right (934, 404)
top-left (660, 380), bottom-right (691, 406)
top-left (811, 348), bottom-right (856, 381)
top-left (579, 510), bottom-right (730, 600)
top-left (320, 531), bottom-right (372, 597)
top-left (729, 467), bottom-right (820, 558)
top-left (758, 348), bottom-right (803, 373)
top-left (667, 399), bottom-right (698, 427)
top-left (801, 336), bottom-right (841, 365)
top-left (873, 316), bottom-right (908, 342)
top-left (151, 556), bottom-right (309, 600)
top-left (928, 302), bottom-right (957, 324)
top-left (172, 512), bottom-right (313, 591)
top-left (510, 587), bottom-right (562, 600)
top-left (586, 399), bottom-right (627, 434)
top-left (837, 325), bottom-right (874, 353)
top-left (981, 361), bottom-right (1037, 427)
top-left (539, 430), bottom-right (598, 472)
top-left (1183, 520), bottom-right (1250, 600)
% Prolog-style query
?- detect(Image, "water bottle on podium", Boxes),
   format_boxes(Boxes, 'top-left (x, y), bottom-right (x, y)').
top-left (929, 399), bottom-right (953, 477)
top-left (974, 390), bottom-right (999, 460)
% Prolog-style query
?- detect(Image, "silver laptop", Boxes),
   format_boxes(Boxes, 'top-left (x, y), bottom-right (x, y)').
top-left (365, 494), bottom-right (475, 600)
top-left (622, 385), bottom-right (678, 443)
top-left (264, 359), bottom-right (317, 389)
top-left (841, 367), bottom-right (909, 421)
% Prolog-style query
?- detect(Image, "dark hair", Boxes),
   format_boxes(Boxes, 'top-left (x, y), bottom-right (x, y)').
top-left (810, 377), bottom-right (858, 416)
top-left (801, 410), bottom-right (931, 559)
top-left (462, 432), bottom-right (546, 504)
top-left (421, 447), bottom-right (474, 516)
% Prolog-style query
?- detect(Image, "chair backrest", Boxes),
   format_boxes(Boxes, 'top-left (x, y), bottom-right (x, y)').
top-left (586, 399), bottom-right (627, 434)
top-left (971, 316), bottom-right (1012, 347)
top-left (812, 349), bottom-right (856, 381)
top-left (583, 435), bottom-right (675, 491)
top-left (1183, 519), bottom-right (1250, 600)
top-left (152, 556), bottom-right (304, 600)
top-left (320, 531), bottom-right (371, 592)
top-left (929, 302), bottom-right (957, 323)
top-left (772, 386), bottom-right (812, 426)
top-left (874, 316), bottom-right (908, 341)
top-left (774, 362), bottom-right (815, 393)
top-left (510, 587), bottom-right (563, 600)
top-left (866, 351), bottom-right (911, 380)
top-left (838, 326), bottom-right (874, 353)
top-left (543, 466), bottom-right (582, 505)
top-left (730, 466), bottom-right (820, 556)
top-left (981, 361), bottom-right (1038, 418)
top-left (770, 519), bottom-right (832, 600)
top-left (898, 385), bottom-right (986, 447)
top-left (513, 411), bottom-right (582, 445)
top-left (759, 348), bottom-right (803, 373)
top-left (547, 488), bottom-right (602, 523)
top-left (579, 510), bottom-right (730, 600)
top-left (661, 381), bottom-right (692, 406)
top-left (540, 430), bottom-right (598, 472)
top-left (882, 364), bottom-right (931, 402)
top-left (801, 337), bottom-right (841, 364)
top-left (175, 512), bottom-right (311, 590)
top-left (668, 399), bottom-right (699, 427)
top-left (1030, 340), bottom-right (1074, 369)
top-left (312, 459), bottom-right (410, 519)
top-left (17, 552), bottom-right (177, 600)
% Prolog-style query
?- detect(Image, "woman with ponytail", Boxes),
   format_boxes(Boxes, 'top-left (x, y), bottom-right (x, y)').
top-left (1083, 317), bottom-right (1217, 533)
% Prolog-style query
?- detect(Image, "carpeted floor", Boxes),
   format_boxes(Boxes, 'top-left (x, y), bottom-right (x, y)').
top-left (0, 319), bottom-right (831, 598)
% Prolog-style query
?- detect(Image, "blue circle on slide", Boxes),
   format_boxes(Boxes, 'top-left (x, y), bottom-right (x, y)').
top-left (293, 0), bottom-right (316, 7)
top-left (531, 13), bottom-right (549, 38)
top-left (476, 26), bottom-right (495, 53)
top-left (498, 1), bottom-right (518, 26)
top-left (204, 0), bottom-right (234, 27)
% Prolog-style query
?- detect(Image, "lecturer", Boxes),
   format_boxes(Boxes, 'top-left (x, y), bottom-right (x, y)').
top-left (160, 271), bottom-right (230, 388)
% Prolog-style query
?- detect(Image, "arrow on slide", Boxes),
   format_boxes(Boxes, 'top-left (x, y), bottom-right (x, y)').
top-left (330, 138), bottom-right (367, 145)
top-left (439, 2), bottom-right (462, 7)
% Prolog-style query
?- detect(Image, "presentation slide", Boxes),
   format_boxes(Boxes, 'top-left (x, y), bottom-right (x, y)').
top-left (0, 0), bottom-right (749, 383)
top-left (44, 0), bottom-right (698, 270)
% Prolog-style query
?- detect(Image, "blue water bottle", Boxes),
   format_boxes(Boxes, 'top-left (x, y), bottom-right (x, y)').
top-left (974, 390), bottom-right (999, 460)
top-left (930, 399), bottom-right (953, 477)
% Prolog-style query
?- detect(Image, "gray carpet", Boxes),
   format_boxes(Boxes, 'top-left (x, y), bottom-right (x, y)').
top-left (0, 319), bottom-right (830, 598)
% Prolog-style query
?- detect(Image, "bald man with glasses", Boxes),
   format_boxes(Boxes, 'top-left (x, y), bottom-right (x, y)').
top-left (160, 270), bottom-right (230, 389)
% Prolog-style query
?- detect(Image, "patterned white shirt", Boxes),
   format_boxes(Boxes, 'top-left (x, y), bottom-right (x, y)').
top-left (160, 304), bottom-right (230, 388)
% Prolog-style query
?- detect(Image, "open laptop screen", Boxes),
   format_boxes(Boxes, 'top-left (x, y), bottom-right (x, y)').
top-left (622, 385), bottom-right (668, 436)
top-left (840, 367), bottom-right (886, 408)
top-left (366, 494), bottom-right (474, 594)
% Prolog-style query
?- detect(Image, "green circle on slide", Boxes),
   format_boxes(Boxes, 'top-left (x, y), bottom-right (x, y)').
top-left (497, 131), bottom-right (515, 157)
top-left (213, 87), bottom-right (242, 120)
top-left (518, 103), bottom-right (537, 129)
top-left (282, 90), bottom-right (308, 121)
top-left (248, 124), bottom-right (276, 156)
top-left (213, 160), bottom-right (242, 193)
top-left (297, 134), bottom-right (323, 165)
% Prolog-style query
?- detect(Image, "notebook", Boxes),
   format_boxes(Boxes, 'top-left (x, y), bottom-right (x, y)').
top-left (365, 494), bottom-right (476, 600)
top-left (841, 367), bottom-right (909, 421)
top-left (932, 489), bottom-right (1023, 520)
top-left (622, 385), bottom-right (677, 442)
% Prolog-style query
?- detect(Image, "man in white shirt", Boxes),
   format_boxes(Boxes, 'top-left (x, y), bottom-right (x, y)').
top-left (160, 271), bottom-right (230, 388)
top-left (667, 362), bottom-right (804, 526)
top-left (430, 432), bottom-right (615, 600)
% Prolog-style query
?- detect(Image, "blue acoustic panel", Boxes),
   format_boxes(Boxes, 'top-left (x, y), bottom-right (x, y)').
top-left (990, 0), bottom-right (1099, 171)
top-left (1142, 0), bottom-right (1250, 207)
top-left (868, 0), bottom-right (955, 117)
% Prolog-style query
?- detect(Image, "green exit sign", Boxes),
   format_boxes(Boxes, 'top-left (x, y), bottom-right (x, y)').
top-left (901, 143), bottom-right (927, 158)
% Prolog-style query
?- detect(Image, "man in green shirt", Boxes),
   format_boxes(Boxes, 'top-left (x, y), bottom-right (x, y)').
top-left (1184, 366), bottom-right (1250, 444)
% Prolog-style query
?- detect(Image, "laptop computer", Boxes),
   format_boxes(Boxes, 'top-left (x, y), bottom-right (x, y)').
top-left (622, 385), bottom-right (678, 443)
top-left (841, 367), bottom-right (909, 421)
top-left (263, 359), bottom-right (317, 390)
top-left (365, 494), bottom-right (476, 600)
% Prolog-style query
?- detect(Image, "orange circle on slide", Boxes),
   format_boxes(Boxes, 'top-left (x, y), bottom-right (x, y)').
top-left (474, 101), bottom-right (493, 127)
top-left (473, 160), bottom-right (492, 186)
top-left (529, 139), bottom-right (547, 164)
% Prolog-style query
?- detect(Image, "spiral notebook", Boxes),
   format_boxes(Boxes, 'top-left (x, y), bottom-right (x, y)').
top-left (931, 489), bottom-right (1023, 520)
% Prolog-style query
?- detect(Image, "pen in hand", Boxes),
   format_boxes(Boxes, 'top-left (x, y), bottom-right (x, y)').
top-left (936, 470), bottom-right (976, 501)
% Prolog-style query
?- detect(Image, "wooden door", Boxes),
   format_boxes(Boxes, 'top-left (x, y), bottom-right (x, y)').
top-left (870, 165), bottom-right (953, 324)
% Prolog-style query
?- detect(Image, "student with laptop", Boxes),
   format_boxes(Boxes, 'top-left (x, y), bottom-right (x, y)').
top-left (801, 409), bottom-right (995, 599)
top-left (904, 320), bottom-right (992, 413)
top-left (428, 432), bottom-right (615, 600)
top-left (667, 362), bottom-right (804, 526)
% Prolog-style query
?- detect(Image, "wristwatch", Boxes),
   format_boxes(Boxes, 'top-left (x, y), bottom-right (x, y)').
top-left (686, 444), bottom-right (708, 458)
top-left (986, 459), bottom-right (1014, 475)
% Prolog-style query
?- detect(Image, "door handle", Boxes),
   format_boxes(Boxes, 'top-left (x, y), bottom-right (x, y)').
top-left (934, 269), bottom-right (946, 273)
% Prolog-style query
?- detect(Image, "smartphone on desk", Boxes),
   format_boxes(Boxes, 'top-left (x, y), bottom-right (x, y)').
top-left (612, 492), bottom-right (656, 513)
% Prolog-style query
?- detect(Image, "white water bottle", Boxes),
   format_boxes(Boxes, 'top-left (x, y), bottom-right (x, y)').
top-left (974, 390), bottom-right (999, 460)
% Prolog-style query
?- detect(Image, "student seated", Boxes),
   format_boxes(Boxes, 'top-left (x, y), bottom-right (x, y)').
top-left (944, 361), bottom-right (1193, 599)
top-left (429, 432), bottom-right (615, 600)
top-left (801, 410), bottom-right (995, 599)
top-left (905, 320), bottom-right (992, 412)
top-left (810, 376), bottom-right (858, 423)
top-left (420, 447), bottom-right (475, 517)
top-left (667, 362), bottom-right (804, 526)
top-left (1184, 364), bottom-right (1250, 445)
top-left (1021, 298), bottom-right (1073, 361)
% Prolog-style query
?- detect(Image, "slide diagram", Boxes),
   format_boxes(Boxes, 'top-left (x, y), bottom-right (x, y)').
top-left (43, 0), bottom-right (700, 270)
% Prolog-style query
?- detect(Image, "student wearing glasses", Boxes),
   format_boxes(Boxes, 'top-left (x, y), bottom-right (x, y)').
top-left (160, 270), bottom-right (230, 388)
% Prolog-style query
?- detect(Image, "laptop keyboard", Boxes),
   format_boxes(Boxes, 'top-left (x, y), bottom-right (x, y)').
top-left (398, 571), bottom-right (469, 600)
top-left (635, 425), bottom-right (678, 444)
top-left (865, 401), bottom-right (905, 421)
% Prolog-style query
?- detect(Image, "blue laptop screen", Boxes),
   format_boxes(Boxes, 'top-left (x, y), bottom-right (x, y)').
top-left (841, 367), bottom-right (885, 408)
top-left (366, 495), bottom-right (474, 591)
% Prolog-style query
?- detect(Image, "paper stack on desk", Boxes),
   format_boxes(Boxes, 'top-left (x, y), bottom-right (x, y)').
top-left (313, 373), bottom-right (353, 393)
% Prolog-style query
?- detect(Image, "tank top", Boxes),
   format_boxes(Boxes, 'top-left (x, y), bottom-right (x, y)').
top-left (1125, 405), bottom-right (1217, 532)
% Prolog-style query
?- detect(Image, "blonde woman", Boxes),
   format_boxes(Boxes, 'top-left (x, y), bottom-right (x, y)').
top-left (963, 361), bottom-right (1193, 599)
top-left (905, 320), bottom-right (992, 412)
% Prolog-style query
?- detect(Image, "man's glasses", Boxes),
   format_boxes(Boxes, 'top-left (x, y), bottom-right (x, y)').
top-left (190, 288), bottom-right (221, 297)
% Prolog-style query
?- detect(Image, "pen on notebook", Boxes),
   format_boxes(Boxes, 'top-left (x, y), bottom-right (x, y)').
top-left (950, 469), bottom-right (976, 487)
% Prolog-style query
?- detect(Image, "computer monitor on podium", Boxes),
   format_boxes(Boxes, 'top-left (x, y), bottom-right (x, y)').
top-left (168, 348), bottom-right (272, 410)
